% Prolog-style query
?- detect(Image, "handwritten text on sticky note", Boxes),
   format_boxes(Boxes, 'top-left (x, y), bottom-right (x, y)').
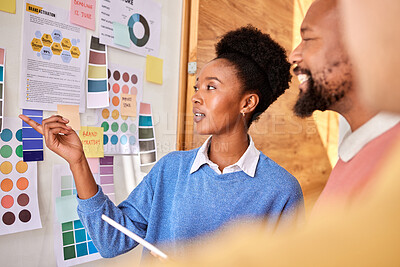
top-left (79, 126), bottom-right (104, 158)
top-left (70, 0), bottom-right (96, 31)
top-left (121, 94), bottom-right (137, 117)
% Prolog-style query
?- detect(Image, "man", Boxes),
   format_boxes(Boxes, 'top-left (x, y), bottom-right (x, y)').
top-left (289, 0), bottom-right (400, 209)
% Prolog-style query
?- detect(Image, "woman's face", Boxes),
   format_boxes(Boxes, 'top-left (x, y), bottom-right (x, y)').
top-left (192, 58), bottom-right (247, 136)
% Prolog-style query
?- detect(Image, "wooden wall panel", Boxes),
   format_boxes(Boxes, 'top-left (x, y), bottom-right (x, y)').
top-left (181, 0), bottom-right (335, 213)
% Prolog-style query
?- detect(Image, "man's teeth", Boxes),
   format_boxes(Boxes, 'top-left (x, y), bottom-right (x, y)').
top-left (195, 113), bottom-right (205, 117)
top-left (298, 74), bottom-right (310, 84)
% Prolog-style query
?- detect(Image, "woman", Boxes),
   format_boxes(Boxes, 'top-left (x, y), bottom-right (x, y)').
top-left (20, 25), bottom-right (303, 258)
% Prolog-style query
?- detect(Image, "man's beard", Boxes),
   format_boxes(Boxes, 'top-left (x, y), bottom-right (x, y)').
top-left (293, 65), bottom-right (352, 118)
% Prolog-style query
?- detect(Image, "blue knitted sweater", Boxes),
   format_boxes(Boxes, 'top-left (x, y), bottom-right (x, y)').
top-left (77, 148), bottom-right (304, 258)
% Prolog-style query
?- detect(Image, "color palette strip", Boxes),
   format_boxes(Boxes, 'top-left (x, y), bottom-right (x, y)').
top-left (22, 109), bottom-right (43, 162)
top-left (92, 63), bottom-right (143, 155)
top-left (52, 164), bottom-right (101, 266)
top-left (99, 156), bottom-right (115, 203)
top-left (87, 36), bottom-right (109, 109)
top-left (0, 117), bottom-right (41, 235)
top-left (138, 103), bottom-right (157, 166)
top-left (0, 47), bottom-right (5, 133)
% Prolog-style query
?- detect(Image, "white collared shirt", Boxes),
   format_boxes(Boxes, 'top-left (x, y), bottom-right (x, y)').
top-left (339, 112), bottom-right (400, 162)
top-left (190, 135), bottom-right (260, 177)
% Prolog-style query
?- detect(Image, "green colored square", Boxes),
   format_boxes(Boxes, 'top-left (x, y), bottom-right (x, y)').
top-left (61, 175), bottom-right (73, 189)
top-left (62, 231), bottom-right (74, 246)
top-left (62, 222), bottom-right (73, 232)
top-left (63, 245), bottom-right (76, 260)
top-left (61, 189), bottom-right (72, 196)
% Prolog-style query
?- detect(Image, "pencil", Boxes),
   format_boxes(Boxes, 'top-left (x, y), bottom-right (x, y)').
top-left (101, 214), bottom-right (169, 259)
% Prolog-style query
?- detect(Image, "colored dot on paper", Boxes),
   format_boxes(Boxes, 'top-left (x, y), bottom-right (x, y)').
top-left (103, 135), bottom-right (109, 145)
top-left (17, 177), bottom-right (29, 190)
top-left (15, 145), bottom-right (23, 158)
top-left (129, 123), bottom-right (137, 133)
top-left (19, 209), bottom-right (31, 223)
top-left (2, 212), bottom-right (15, 225)
top-left (1, 129), bottom-right (12, 142)
top-left (112, 83), bottom-right (120, 94)
top-left (0, 162), bottom-right (12, 174)
top-left (16, 161), bottom-right (28, 173)
top-left (129, 136), bottom-right (136, 145)
top-left (0, 145), bottom-right (12, 158)
top-left (101, 122), bottom-right (109, 132)
top-left (131, 86), bottom-right (137, 95)
top-left (111, 122), bottom-right (119, 132)
top-left (110, 135), bottom-right (118, 145)
top-left (123, 72), bottom-right (129, 82)
top-left (102, 109), bottom-right (110, 119)
top-left (112, 110), bottom-right (119, 120)
top-left (122, 85), bottom-right (129, 94)
top-left (121, 123), bottom-right (128, 132)
top-left (16, 129), bottom-right (23, 142)
top-left (131, 74), bottom-right (138, 84)
top-left (1, 178), bottom-right (13, 192)
top-left (1, 195), bottom-right (14, 209)
top-left (108, 83), bottom-right (110, 91)
top-left (121, 115), bottom-right (128, 120)
top-left (108, 69), bottom-right (111, 79)
top-left (112, 96), bottom-right (120, 106)
top-left (113, 71), bottom-right (120, 81)
top-left (17, 193), bottom-right (30, 207)
top-left (120, 135), bottom-right (127, 145)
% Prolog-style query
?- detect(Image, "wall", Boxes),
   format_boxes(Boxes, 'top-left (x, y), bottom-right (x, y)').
top-left (0, 0), bottom-right (182, 266)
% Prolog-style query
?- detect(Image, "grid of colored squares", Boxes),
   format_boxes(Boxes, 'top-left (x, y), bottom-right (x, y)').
top-left (138, 103), bottom-right (157, 166)
top-left (0, 48), bottom-right (4, 132)
top-left (61, 219), bottom-right (98, 260)
top-left (60, 175), bottom-right (77, 197)
top-left (87, 36), bottom-right (109, 109)
top-left (22, 109), bottom-right (43, 162)
top-left (99, 156), bottom-right (115, 203)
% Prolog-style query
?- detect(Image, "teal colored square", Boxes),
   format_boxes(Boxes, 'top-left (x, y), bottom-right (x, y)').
top-left (0, 66), bottom-right (3, 82)
top-left (75, 229), bottom-right (86, 243)
top-left (61, 175), bottom-right (73, 189)
top-left (76, 243), bottom-right (88, 257)
top-left (63, 245), bottom-right (76, 260)
top-left (88, 241), bottom-right (98, 254)
top-left (74, 220), bottom-right (84, 229)
top-left (87, 232), bottom-right (91, 241)
top-left (61, 189), bottom-right (72, 196)
top-left (62, 221), bottom-right (73, 232)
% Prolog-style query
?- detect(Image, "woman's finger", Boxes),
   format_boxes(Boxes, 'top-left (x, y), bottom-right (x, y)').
top-left (19, 114), bottom-right (44, 135)
top-left (42, 115), bottom-right (69, 125)
top-left (43, 121), bottom-right (72, 132)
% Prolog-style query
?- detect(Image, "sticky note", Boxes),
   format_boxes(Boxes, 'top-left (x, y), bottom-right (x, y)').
top-left (0, 0), bottom-right (16, 14)
top-left (79, 126), bottom-right (104, 158)
top-left (55, 195), bottom-right (79, 223)
top-left (113, 22), bottom-right (131, 48)
top-left (120, 94), bottom-right (137, 117)
top-left (87, 158), bottom-right (99, 173)
top-left (146, 55), bottom-right (163, 85)
top-left (57, 104), bottom-right (81, 131)
top-left (70, 0), bottom-right (96, 30)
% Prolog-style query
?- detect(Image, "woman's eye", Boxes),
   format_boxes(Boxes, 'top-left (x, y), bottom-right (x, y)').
top-left (193, 86), bottom-right (198, 92)
top-left (207, 85), bottom-right (216, 90)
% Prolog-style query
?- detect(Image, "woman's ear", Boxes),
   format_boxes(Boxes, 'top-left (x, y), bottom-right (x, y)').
top-left (241, 93), bottom-right (259, 114)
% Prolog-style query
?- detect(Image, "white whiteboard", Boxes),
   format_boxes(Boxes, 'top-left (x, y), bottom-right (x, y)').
top-left (0, 0), bottom-right (182, 266)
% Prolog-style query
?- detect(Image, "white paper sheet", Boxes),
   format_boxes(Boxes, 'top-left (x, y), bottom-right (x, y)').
top-left (99, 0), bottom-right (161, 57)
top-left (0, 117), bottom-right (41, 235)
top-left (20, 0), bottom-right (86, 112)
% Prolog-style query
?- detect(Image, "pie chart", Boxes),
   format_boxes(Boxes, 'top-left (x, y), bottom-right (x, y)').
top-left (127, 13), bottom-right (150, 47)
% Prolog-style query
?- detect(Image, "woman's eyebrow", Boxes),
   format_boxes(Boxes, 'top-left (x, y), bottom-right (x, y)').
top-left (205, 76), bottom-right (223, 83)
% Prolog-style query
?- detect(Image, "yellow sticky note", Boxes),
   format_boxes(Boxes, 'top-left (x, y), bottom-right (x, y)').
top-left (146, 55), bottom-right (163, 85)
top-left (0, 0), bottom-right (16, 14)
top-left (57, 104), bottom-right (81, 130)
top-left (120, 94), bottom-right (137, 117)
top-left (79, 126), bottom-right (104, 158)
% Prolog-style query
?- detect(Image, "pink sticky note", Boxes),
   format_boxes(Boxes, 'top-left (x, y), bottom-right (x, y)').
top-left (87, 158), bottom-right (99, 173)
top-left (70, 0), bottom-right (96, 31)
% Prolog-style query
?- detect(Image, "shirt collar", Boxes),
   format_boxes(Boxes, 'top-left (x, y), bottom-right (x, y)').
top-left (190, 135), bottom-right (260, 177)
top-left (339, 112), bottom-right (400, 162)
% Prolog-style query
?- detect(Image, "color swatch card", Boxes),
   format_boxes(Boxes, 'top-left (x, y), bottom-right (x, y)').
top-left (0, 47), bottom-right (5, 132)
top-left (0, 117), bottom-right (41, 235)
top-left (53, 164), bottom-right (102, 266)
top-left (87, 36), bottom-right (109, 109)
top-left (92, 63), bottom-right (143, 155)
top-left (22, 109), bottom-right (44, 162)
top-left (138, 103), bottom-right (157, 166)
top-left (99, 156), bottom-right (115, 203)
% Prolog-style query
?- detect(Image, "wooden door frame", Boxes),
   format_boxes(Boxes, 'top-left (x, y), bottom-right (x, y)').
top-left (176, 0), bottom-right (199, 151)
